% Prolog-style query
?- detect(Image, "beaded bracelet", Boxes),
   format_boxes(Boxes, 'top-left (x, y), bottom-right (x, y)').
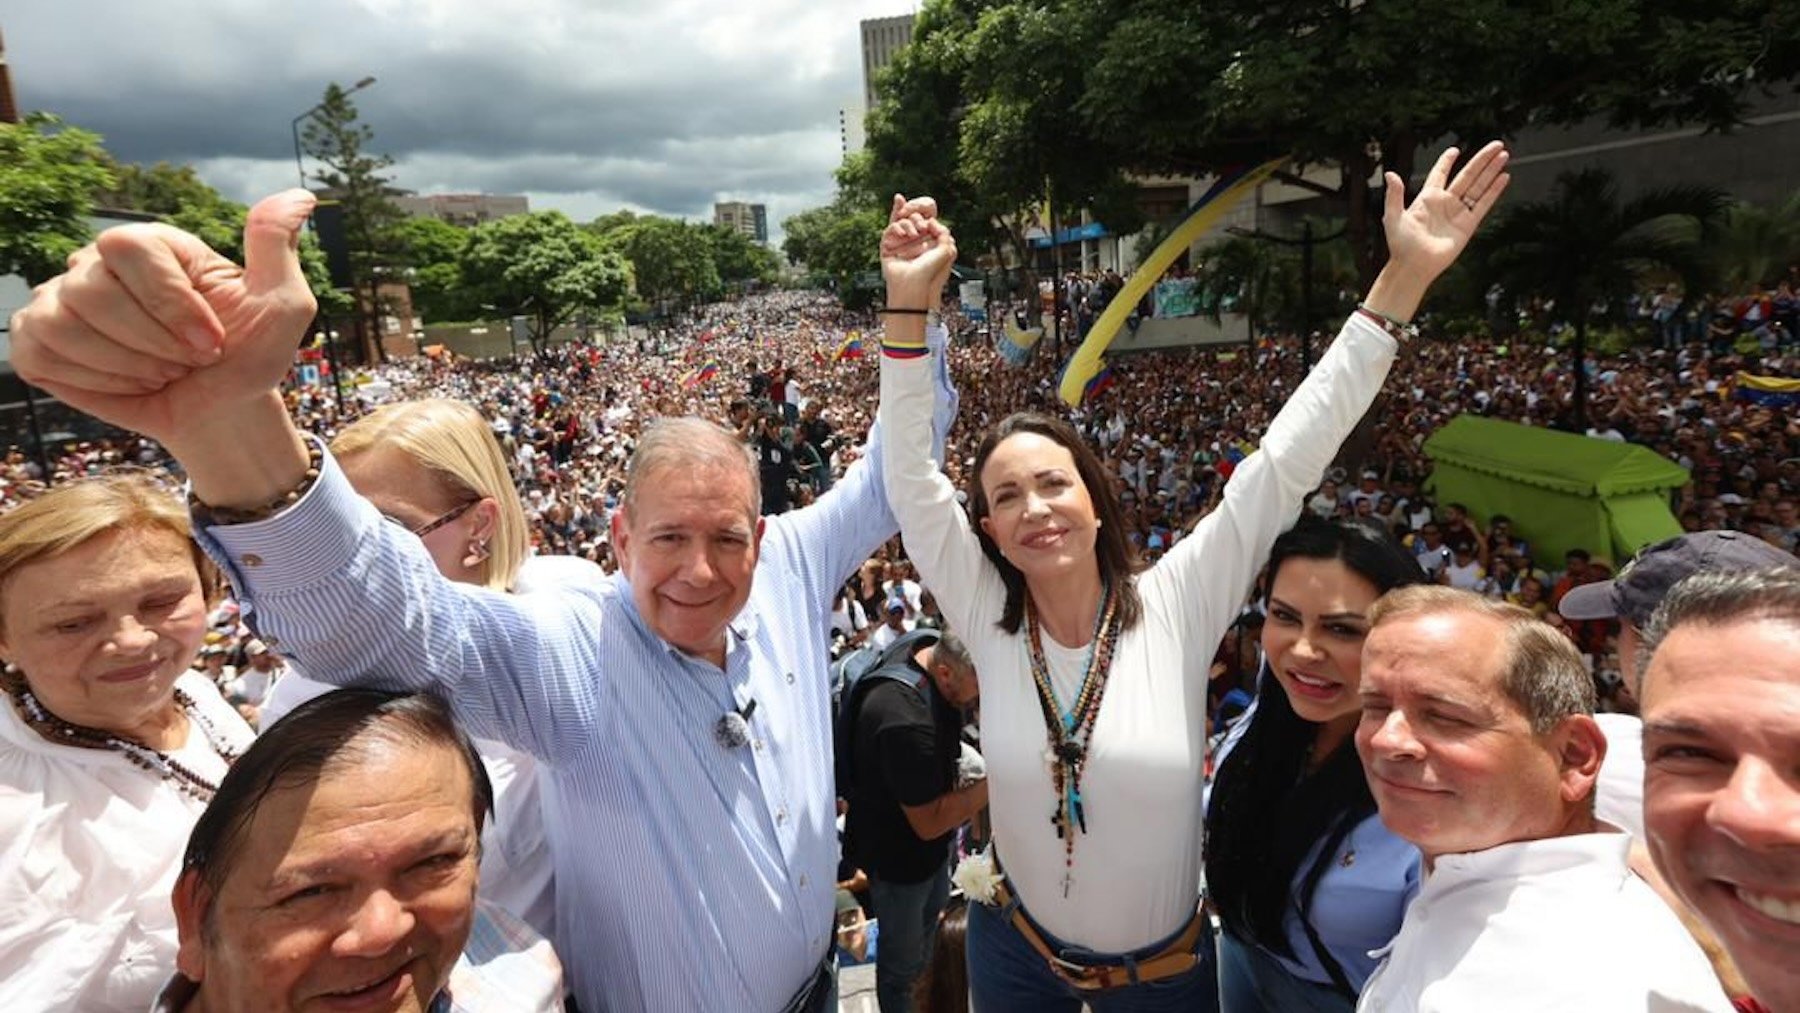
top-left (1355, 304), bottom-right (1418, 343)
top-left (189, 439), bottom-right (325, 525)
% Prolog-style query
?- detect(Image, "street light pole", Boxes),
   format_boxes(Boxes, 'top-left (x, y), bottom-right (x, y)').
top-left (290, 75), bottom-right (376, 190)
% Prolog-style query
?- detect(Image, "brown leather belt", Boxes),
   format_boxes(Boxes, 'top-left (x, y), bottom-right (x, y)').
top-left (989, 873), bottom-right (1205, 992)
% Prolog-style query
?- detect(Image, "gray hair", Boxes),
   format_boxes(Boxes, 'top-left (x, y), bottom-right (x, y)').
top-left (1639, 566), bottom-right (1800, 686)
top-left (622, 417), bottom-right (760, 519)
top-left (932, 629), bottom-right (975, 676)
top-left (1369, 585), bottom-right (1595, 734)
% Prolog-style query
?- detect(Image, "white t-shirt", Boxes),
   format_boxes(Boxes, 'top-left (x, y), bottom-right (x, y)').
top-left (1594, 713), bottom-right (1645, 840)
top-left (1358, 833), bottom-right (1732, 1011)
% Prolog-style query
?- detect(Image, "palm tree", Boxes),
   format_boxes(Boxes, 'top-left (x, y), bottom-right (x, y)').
top-left (1482, 168), bottom-right (1731, 430)
top-left (1706, 189), bottom-right (1800, 294)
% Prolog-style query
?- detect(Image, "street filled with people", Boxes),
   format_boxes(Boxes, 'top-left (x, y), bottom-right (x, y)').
top-left (2, 145), bottom-right (1799, 1013)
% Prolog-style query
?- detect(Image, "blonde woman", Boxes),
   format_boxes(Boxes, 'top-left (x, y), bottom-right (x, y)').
top-left (0, 475), bottom-right (255, 1011)
top-left (262, 398), bottom-right (602, 941)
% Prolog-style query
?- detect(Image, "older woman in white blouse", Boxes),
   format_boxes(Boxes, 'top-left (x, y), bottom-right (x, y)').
top-left (0, 474), bottom-right (254, 1011)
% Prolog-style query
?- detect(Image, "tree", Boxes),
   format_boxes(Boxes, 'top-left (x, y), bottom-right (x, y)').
top-left (1705, 189), bottom-right (1800, 294)
top-left (1191, 235), bottom-right (1294, 342)
top-left (601, 217), bottom-right (721, 311)
top-left (300, 82), bottom-right (406, 363)
top-left (1482, 168), bottom-right (1731, 430)
top-left (706, 224), bottom-right (780, 286)
top-left (392, 216), bottom-right (477, 323)
top-left (782, 201), bottom-right (886, 307)
top-left (0, 114), bottom-right (113, 285)
top-left (861, 0), bottom-right (1142, 298)
top-left (461, 211), bottom-right (631, 353)
top-left (879, 0), bottom-right (1799, 290)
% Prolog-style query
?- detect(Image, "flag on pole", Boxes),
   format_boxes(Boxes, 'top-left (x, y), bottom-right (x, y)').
top-left (834, 331), bottom-right (867, 361)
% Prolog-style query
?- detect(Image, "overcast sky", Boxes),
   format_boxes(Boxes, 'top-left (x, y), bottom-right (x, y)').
top-left (8, 0), bottom-right (915, 243)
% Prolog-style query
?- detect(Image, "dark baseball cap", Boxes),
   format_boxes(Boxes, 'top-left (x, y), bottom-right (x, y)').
top-left (1558, 530), bottom-right (1797, 627)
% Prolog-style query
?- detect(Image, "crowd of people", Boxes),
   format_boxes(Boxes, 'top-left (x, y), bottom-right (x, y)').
top-left (1, 140), bottom-right (1798, 1013)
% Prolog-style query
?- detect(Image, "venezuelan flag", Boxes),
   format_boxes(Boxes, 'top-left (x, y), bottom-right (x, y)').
top-left (834, 331), bottom-right (867, 361)
top-left (1082, 365), bottom-right (1117, 403)
top-left (682, 361), bottom-right (720, 389)
top-left (1733, 371), bottom-right (1800, 408)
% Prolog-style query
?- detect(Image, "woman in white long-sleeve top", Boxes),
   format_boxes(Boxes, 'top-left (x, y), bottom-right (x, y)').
top-left (873, 141), bottom-right (1510, 1013)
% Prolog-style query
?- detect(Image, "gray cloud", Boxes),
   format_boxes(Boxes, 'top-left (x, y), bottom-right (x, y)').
top-left (9, 0), bottom-right (907, 235)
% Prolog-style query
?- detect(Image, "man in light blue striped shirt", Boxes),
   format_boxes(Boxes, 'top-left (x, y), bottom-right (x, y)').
top-left (3, 191), bottom-right (955, 1013)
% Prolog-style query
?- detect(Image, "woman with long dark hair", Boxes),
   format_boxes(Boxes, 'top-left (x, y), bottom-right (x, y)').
top-left (1205, 519), bottom-right (1428, 1010)
top-left (876, 141), bottom-right (1510, 1011)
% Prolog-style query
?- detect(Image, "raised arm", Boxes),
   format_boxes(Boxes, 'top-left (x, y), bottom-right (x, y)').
top-left (1155, 142), bottom-right (1511, 622)
top-left (6, 192), bottom-right (608, 760)
top-left (873, 197), bottom-right (999, 634)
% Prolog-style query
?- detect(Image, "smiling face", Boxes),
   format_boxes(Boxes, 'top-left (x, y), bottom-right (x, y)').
top-left (0, 526), bottom-right (208, 738)
top-left (611, 462), bottom-right (762, 667)
top-left (1641, 618), bottom-right (1800, 1011)
top-left (1262, 557), bottom-right (1380, 724)
top-left (977, 432), bottom-right (1100, 583)
top-left (1356, 611), bottom-right (1576, 862)
top-left (177, 738), bottom-right (478, 1013)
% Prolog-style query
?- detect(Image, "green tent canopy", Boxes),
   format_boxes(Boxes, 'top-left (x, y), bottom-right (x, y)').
top-left (1422, 416), bottom-right (1690, 568)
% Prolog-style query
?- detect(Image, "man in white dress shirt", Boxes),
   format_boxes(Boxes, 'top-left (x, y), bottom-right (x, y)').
top-left (1352, 587), bottom-right (1732, 1012)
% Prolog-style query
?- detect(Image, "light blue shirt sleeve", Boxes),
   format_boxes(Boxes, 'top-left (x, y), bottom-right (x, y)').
top-left (194, 443), bottom-right (613, 764)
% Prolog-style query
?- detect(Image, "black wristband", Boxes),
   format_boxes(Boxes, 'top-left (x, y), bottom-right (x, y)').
top-left (880, 307), bottom-right (931, 315)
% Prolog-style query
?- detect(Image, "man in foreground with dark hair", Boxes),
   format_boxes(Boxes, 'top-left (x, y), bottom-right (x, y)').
top-left (157, 689), bottom-right (562, 1013)
top-left (1639, 568), bottom-right (1800, 1013)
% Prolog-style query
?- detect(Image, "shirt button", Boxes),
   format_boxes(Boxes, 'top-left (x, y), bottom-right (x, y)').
top-left (799, 874), bottom-right (809, 888)
top-left (785, 672), bottom-right (795, 684)
top-left (776, 807), bottom-right (788, 825)
top-left (241, 553), bottom-right (264, 568)
top-left (753, 739), bottom-right (765, 752)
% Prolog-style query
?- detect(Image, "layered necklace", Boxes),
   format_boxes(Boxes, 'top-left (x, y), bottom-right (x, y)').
top-left (9, 683), bottom-right (241, 802)
top-left (1024, 579), bottom-right (1124, 897)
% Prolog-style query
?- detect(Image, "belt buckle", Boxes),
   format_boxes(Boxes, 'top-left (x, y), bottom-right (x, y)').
top-left (1048, 952), bottom-right (1113, 991)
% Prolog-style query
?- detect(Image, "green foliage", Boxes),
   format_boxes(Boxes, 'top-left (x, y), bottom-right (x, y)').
top-left (301, 82), bottom-right (406, 360)
top-left (599, 216), bottom-right (722, 309)
top-left (0, 113), bottom-right (114, 285)
top-left (1704, 190), bottom-right (1800, 293)
top-left (461, 211), bottom-right (631, 352)
top-left (706, 224), bottom-right (780, 285)
top-left (392, 217), bottom-right (477, 323)
top-left (781, 202), bottom-right (885, 296)
top-left (872, 0), bottom-right (1798, 287)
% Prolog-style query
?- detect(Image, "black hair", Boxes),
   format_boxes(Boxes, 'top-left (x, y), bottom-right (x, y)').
top-left (181, 689), bottom-right (493, 905)
top-left (967, 412), bottom-right (1144, 634)
top-left (1204, 518), bottom-right (1425, 965)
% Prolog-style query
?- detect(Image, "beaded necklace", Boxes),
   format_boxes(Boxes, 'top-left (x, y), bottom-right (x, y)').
top-left (1024, 579), bottom-right (1124, 897)
top-left (10, 684), bottom-right (240, 802)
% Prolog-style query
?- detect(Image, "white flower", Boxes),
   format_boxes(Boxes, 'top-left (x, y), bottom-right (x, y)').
top-left (952, 848), bottom-right (1004, 906)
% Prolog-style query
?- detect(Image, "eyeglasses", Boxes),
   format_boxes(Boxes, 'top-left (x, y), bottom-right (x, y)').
top-left (388, 500), bottom-right (477, 538)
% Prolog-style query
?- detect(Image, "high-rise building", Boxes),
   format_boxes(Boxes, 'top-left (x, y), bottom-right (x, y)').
top-left (714, 201), bottom-right (768, 244)
top-left (393, 193), bottom-right (528, 227)
top-left (0, 29), bottom-right (19, 125)
top-left (860, 14), bottom-right (915, 111)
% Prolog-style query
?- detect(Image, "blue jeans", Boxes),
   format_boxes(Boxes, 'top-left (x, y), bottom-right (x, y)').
top-left (1217, 930), bottom-right (1353, 1013)
top-left (868, 867), bottom-right (952, 1013)
top-left (965, 891), bottom-right (1218, 1013)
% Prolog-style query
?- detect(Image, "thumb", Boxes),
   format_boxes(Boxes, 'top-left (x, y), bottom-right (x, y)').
top-left (1382, 172), bottom-right (1405, 224)
top-left (890, 193), bottom-right (906, 221)
top-left (242, 190), bottom-right (317, 294)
